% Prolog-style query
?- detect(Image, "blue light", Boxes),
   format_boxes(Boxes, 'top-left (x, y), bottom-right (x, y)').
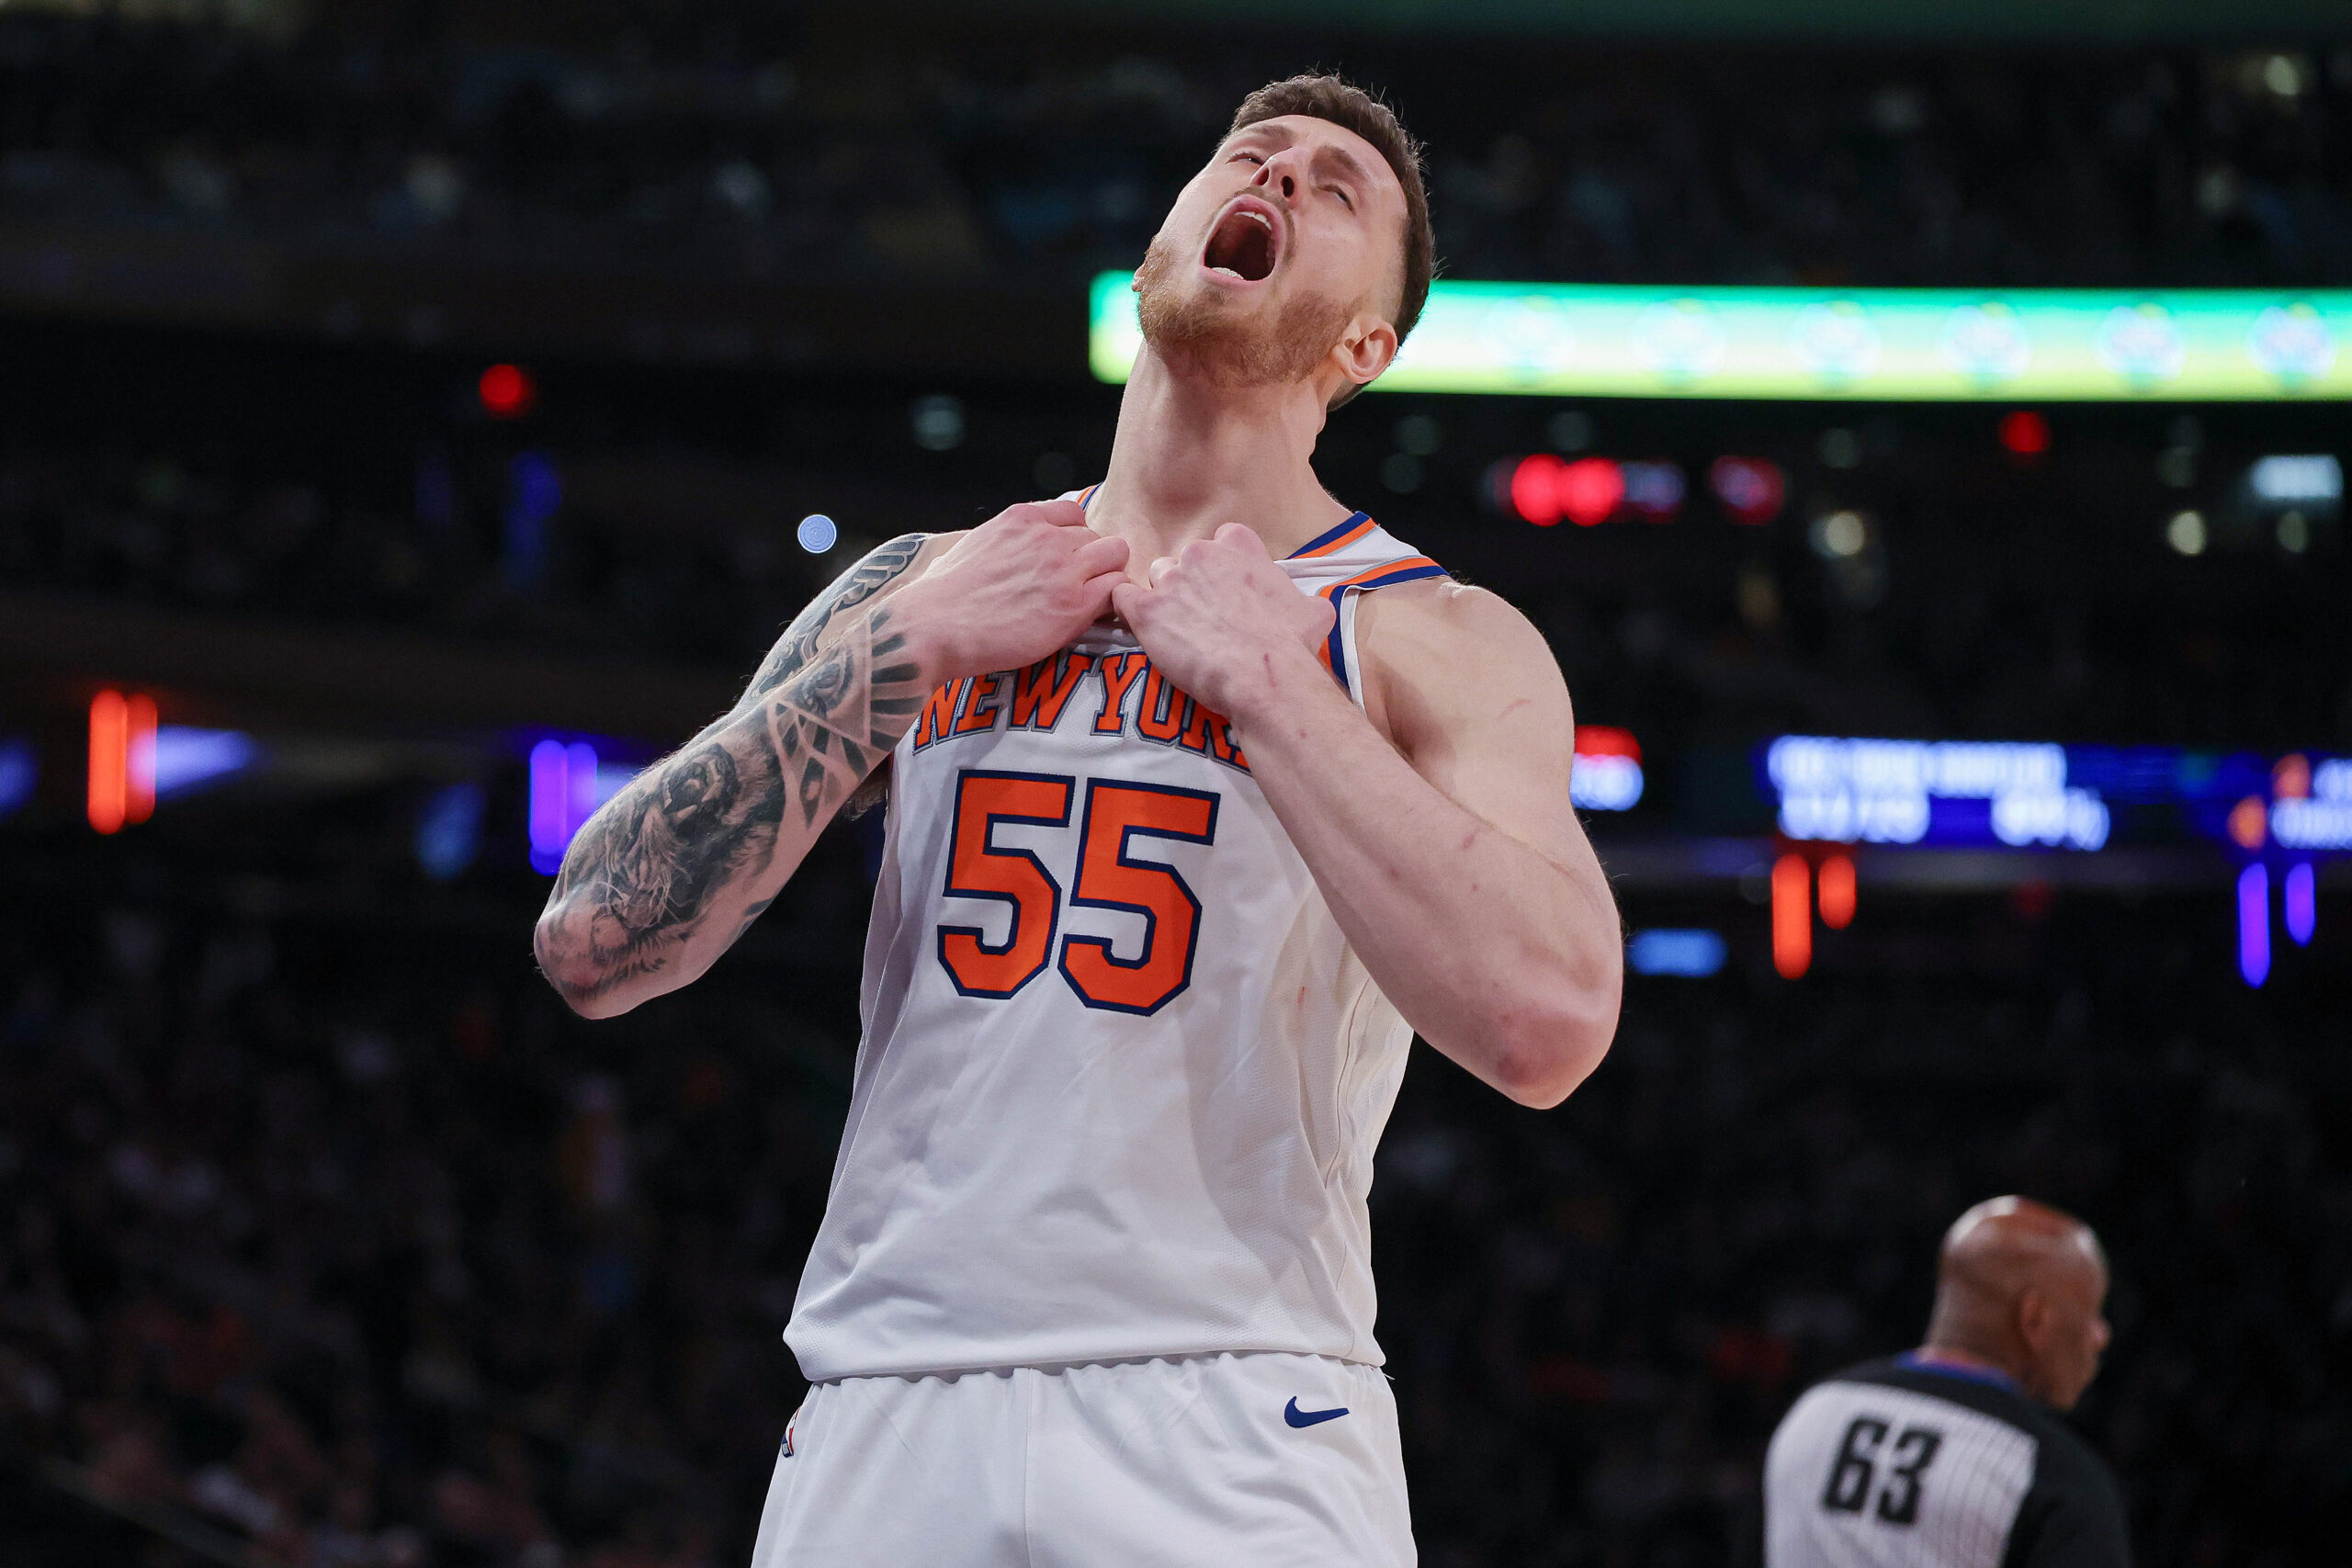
top-left (1569, 753), bottom-right (1644, 811)
top-left (417, 781), bottom-right (485, 881)
top-left (2248, 454), bottom-right (2342, 504)
top-left (2284, 862), bottom-right (2316, 946)
top-left (797, 513), bottom-right (838, 554)
top-left (2238, 863), bottom-right (2270, 987)
top-left (2272, 795), bottom-right (2352, 850)
top-left (1762, 736), bottom-right (2102, 849)
top-left (0, 739), bottom-right (34, 818)
top-left (151, 727), bottom-right (257, 798)
top-left (511, 451), bottom-right (562, 519)
top-left (1627, 928), bottom-right (1728, 977)
top-left (504, 451), bottom-right (562, 590)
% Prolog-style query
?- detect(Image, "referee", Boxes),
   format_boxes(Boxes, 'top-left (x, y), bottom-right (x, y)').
top-left (1763, 1197), bottom-right (2129, 1568)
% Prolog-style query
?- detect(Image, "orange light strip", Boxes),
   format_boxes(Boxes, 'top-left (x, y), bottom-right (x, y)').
top-left (86, 690), bottom-right (157, 833)
top-left (1771, 852), bottom-right (1813, 978)
top-left (1817, 852), bottom-right (1857, 931)
top-left (88, 690), bottom-right (127, 833)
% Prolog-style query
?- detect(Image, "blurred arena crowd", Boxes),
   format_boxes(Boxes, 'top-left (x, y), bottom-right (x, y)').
top-left (1, 424), bottom-right (2344, 757)
top-left (0, 6), bottom-right (2348, 290)
top-left (0, 886), bottom-right (2343, 1567)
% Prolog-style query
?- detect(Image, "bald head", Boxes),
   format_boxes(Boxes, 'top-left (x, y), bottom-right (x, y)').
top-left (1923, 1196), bottom-right (2111, 1411)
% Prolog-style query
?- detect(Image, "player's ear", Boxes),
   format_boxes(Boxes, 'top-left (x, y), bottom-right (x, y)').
top-left (1331, 313), bottom-right (1398, 392)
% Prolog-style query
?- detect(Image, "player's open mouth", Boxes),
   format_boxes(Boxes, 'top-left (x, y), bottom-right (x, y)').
top-left (1202, 199), bottom-right (1280, 283)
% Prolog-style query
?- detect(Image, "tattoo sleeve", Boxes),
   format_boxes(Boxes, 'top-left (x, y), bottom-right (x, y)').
top-left (535, 535), bottom-right (930, 1010)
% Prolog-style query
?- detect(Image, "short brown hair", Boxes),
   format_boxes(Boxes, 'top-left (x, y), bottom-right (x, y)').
top-left (1229, 73), bottom-right (1436, 352)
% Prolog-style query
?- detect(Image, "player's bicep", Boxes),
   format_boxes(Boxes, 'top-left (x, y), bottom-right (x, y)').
top-left (1367, 586), bottom-right (1587, 863)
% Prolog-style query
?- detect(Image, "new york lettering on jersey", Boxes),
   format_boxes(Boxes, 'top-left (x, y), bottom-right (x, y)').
top-left (784, 511), bottom-right (1450, 1382)
top-left (908, 652), bottom-right (1253, 773)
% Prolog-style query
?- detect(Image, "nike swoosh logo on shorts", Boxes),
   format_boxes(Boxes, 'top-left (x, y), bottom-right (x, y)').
top-left (1283, 1397), bottom-right (1350, 1428)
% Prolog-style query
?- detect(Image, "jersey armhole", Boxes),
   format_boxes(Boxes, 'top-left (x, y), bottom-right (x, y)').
top-left (1329, 567), bottom-right (1452, 711)
top-left (1334, 589), bottom-right (1371, 709)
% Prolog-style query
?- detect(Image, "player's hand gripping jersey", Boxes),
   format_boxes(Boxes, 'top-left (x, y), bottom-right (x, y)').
top-left (786, 512), bottom-right (1446, 1381)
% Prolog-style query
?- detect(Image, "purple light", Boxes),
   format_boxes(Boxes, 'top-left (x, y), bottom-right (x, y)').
top-left (565, 741), bottom-right (597, 840)
top-left (2237, 863), bottom-right (2270, 987)
top-left (2284, 862), bottom-right (2316, 946)
top-left (529, 739), bottom-right (605, 874)
top-left (529, 739), bottom-right (568, 874)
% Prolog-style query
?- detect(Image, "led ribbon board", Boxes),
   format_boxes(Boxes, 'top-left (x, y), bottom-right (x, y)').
top-left (1760, 737), bottom-right (2352, 854)
top-left (1089, 274), bottom-right (2352, 400)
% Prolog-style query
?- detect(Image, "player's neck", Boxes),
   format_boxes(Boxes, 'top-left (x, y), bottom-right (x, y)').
top-left (1090, 348), bottom-right (1355, 565)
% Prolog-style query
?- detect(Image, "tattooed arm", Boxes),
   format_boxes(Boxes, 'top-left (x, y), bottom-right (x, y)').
top-left (533, 533), bottom-right (937, 1016)
top-left (536, 501), bottom-right (1131, 1018)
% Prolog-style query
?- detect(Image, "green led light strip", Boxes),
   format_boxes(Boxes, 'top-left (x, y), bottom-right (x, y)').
top-left (1089, 273), bottom-right (2352, 400)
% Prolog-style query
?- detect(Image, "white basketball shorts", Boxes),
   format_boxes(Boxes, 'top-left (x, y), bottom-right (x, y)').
top-left (747, 1351), bottom-right (1415, 1567)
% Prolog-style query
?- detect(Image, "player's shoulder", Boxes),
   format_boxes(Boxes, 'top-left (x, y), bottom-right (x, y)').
top-left (1354, 572), bottom-right (1567, 752)
top-left (1355, 572), bottom-right (1551, 671)
top-left (1354, 567), bottom-right (1565, 728)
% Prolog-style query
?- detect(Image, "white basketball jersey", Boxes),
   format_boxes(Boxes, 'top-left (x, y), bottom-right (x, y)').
top-left (786, 508), bottom-right (1447, 1382)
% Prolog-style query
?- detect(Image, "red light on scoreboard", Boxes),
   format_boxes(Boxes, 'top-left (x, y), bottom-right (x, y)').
top-left (1558, 457), bottom-right (1624, 527)
top-left (87, 689), bottom-right (157, 833)
top-left (1998, 410), bottom-right (2050, 457)
top-left (479, 363), bottom-right (537, 419)
top-left (1510, 454), bottom-right (1566, 525)
top-left (1509, 454), bottom-right (1630, 526)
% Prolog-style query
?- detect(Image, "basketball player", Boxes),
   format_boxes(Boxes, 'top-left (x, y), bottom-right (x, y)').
top-left (536, 75), bottom-right (1623, 1563)
top-left (1763, 1197), bottom-right (2128, 1568)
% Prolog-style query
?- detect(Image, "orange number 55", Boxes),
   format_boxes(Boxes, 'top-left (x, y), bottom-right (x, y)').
top-left (937, 771), bottom-right (1219, 1015)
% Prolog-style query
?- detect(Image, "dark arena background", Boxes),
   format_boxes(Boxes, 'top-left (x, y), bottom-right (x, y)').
top-left (2, 1), bottom-right (2349, 1564)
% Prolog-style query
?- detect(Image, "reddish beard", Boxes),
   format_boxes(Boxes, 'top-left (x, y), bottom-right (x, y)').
top-left (1134, 232), bottom-right (1354, 389)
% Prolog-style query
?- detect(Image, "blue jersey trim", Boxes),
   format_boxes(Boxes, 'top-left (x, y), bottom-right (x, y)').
top-left (1896, 1350), bottom-right (2022, 1393)
top-left (1321, 561), bottom-right (1447, 694)
top-left (1290, 513), bottom-right (1374, 558)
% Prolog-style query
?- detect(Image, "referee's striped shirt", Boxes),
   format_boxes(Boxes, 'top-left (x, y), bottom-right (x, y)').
top-left (1764, 1355), bottom-right (2130, 1568)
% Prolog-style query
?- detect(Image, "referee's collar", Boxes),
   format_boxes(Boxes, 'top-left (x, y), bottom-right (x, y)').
top-left (1897, 1349), bottom-right (2021, 1393)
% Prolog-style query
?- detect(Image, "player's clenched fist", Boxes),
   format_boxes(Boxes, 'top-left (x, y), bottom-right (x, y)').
top-left (1112, 524), bottom-right (1335, 724)
top-left (892, 500), bottom-right (1131, 679)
